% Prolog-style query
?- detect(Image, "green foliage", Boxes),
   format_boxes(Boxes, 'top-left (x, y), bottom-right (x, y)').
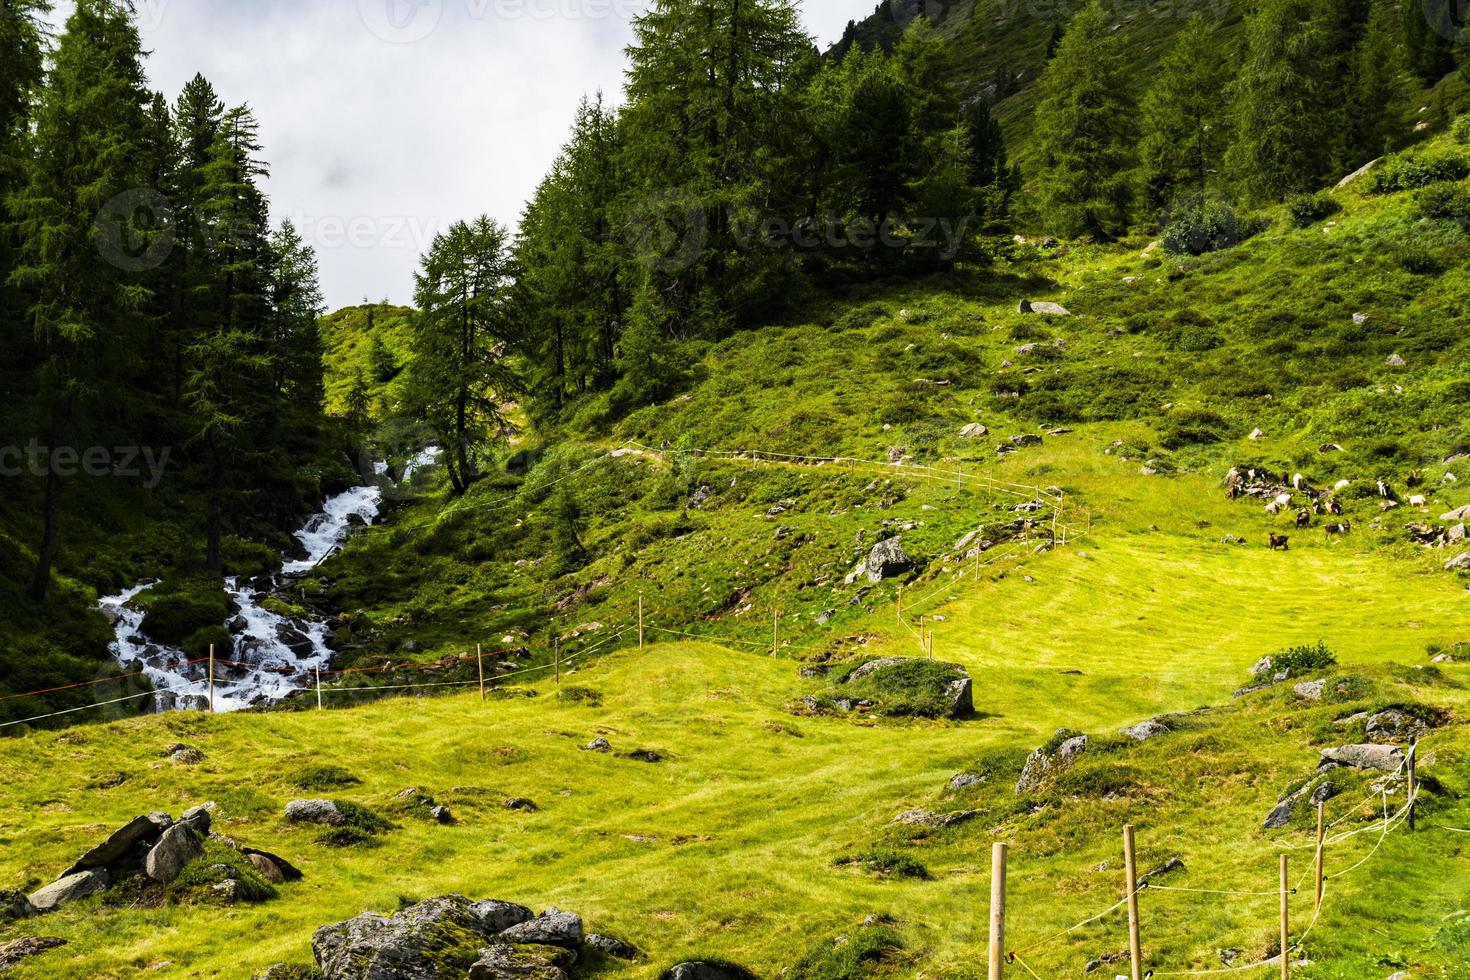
top-left (169, 838), bottom-right (278, 905)
top-left (557, 686), bottom-right (603, 706)
top-left (836, 848), bottom-right (930, 880)
top-left (1030, 1), bottom-right (1135, 238)
top-left (1266, 641), bottom-right (1338, 675)
top-left (787, 925), bottom-right (905, 980)
top-left (1287, 192), bottom-right (1342, 228)
top-left (825, 659), bottom-right (968, 718)
top-left (289, 765), bottom-right (361, 791)
top-left (1416, 183), bottom-right (1470, 224)
top-left (1136, 16), bottom-right (1232, 218)
top-left (138, 579), bottom-right (230, 647)
top-left (1162, 197), bottom-right (1242, 256)
top-left (1455, 115), bottom-right (1470, 145)
top-left (1365, 150), bottom-right (1470, 193)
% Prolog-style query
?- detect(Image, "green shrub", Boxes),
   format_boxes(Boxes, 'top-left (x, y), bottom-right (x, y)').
top-left (828, 659), bottom-right (969, 718)
top-left (139, 580), bottom-right (230, 647)
top-left (1159, 409), bottom-right (1230, 449)
top-left (169, 839), bottom-right (278, 904)
top-left (1264, 641), bottom-right (1337, 676)
top-left (1162, 198), bottom-right (1241, 256)
top-left (836, 848), bottom-right (930, 880)
top-left (289, 765), bottom-right (361, 791)
top-left (1416, 184), bottom-right (1470, 225)
top-left (787, 925), bottom-right (905, 980)
top-left (1455, 114), bottom-right (1470, 145)
top-left (1288, 192), bottom-right (1341, 228)
top-left (1366, 151), bottom-right (1470, 193)
top-left (557, 686), bottom-right (603, 706)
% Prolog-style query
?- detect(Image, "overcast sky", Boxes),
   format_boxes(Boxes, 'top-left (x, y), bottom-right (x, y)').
top-left (46, 0), bottom-right (871, 310)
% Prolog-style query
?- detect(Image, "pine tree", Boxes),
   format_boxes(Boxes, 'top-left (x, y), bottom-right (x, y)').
top-left (407, 217), bottom-right (521, 495)
top-left (1136, 16), bottom-right (1232, 218)
top-left (961, 99), bottom-right (1019, 231)
top-left (1405, 0), bottom-right (1456, 83)
top-left (265, 220), bottom-right (326, 430)
top-left (1030, 1), bottom-right (1136, 239)
top-left (367, 330), bottom-right (397, 383)
top-left (1345, 0), bottom-right (1405, 165)
top-left (8, 0), bottom-right (152, 600)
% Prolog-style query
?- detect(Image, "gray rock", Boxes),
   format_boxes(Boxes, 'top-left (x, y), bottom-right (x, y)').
top-left (1386, 353), bottom-right (1406, 368)
top-left (28, 869), bottom-right (109, 912)
top-left (145, 823), bottom-right (204, 884)
top-left (959, 423), bottom-right (989, 438)
top-left (1247, 656), bottom-right (1274, 677)
top-left (1263, 798), bottom-right (1296, 830)
top-left (845, 658), bottom-right (909, 682)
top-left (1016, 733), bottom-right (1088, 794)
top-left (582, 737), bottom-right (611, 752)
top-left (815, 609), bottom-right (836, 625)
top-left (212, 879), bottom-right (242, 903)
top-left (246, 853), bottom-right (287, 884)
top-left (469, 944), bottom-right (575, 980)
top-left (241, 847), bottom-right (304, 882)
top-left (687, 485), bottom-right (713, 509)
top-left (949, 773), bottom-right (985, 791)
top-left (1445, 552), bottom-right (1470, 572)
top-left (1293, 680), bottom-right (1324, 701)
top-left (1365, 710), bottom-right (1428, 744)
top-left (59, 812), bottom-right (171, 877)
top-left (171, 746), bottom-right (206, 765)
top-left (0, 889), bottom-right (37, 924)
top-left (314, 895), bottom-right (490, 980)
top-left (503, 798), bottom-right (538, 812)
top-left (661, 963), bottom-right (754, 980)
top-left (1018, 300), bottom-right (1070, 316)
top-left (0, 936), bottom-right (67, 971)
top-left (1320, 744), bottom-right (1405, 772)
top-left (585, 934), bottom-right (639, 960)
top-left (468, 899), bottom-right (534, 934)
top-left (181, 802), bottom-right (214, 834)
top-left (893, 808), bottom-right (977, 828)
top-left (859, 537), bottom-right (913, 584)
top-left (286, 799), bottom-right (346, 826)
top-left (1440, 505), bottom-right (1470, 523)
top-left (496, 907), bottom-right (584, 949)
top-left (430, 805), bottom-right (455, 825)
top-left (1120, 720), bottom-right (1169, 742)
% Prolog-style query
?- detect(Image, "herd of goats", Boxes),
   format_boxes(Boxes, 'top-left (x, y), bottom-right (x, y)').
top-left (1224, 464), bottom-right (1429, 551)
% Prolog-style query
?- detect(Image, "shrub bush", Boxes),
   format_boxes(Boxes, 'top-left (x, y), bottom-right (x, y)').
top-left (1416, 184), bottom-right (1470, 225)
top-left (1453, 114), bottom-right (1470, 146)
top-left (1366, 151), bottom-right (1470, 193)
top-left (836, 848), bottom-right (930, 880)
top-left (1288, 192), bottom-right (1341, 228)
top-left (290, 765), bottom-right (361, 790)
top-left (787, 925), bottom-right (905, 980)
top-left (1162, 198), bottom-right (1241, 256)
top-left (1264, 641), bottom-right (1337, 676)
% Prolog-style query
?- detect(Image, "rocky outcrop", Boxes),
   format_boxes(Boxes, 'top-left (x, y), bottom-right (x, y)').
top-left (0, 936), bottom-right (67, 971)
top-left (893, 808), bottom-right (977, 828)
top-left (846, 537), bottom-right (913, 585)
top-left (28, 870), bottom-right (108, 912)
top-left (1120, 720), bottom-right (1169, 742)
top-left (1264, 775), bottom-right (1337, 830)
top-left (0, 889), bottom-right (37, 924)
top-left (1320, 744), bottom-right (1404, 772)
top-left (312, 895), bottom-right (612, 980)
top-left (1016, 732), bottom-right (1088, 794)
top-left (1365, 710), bottom-right (1428, 744)
top-left (59, 812), bottom-right (171, 877)
top-left (286, 799), bottom-right (347, 826)
top-left (839, 658), bottom-right (973, 719)
top-left (661, 964), bottom-right (756, 980)
top-left (145, 824), bottom-right (204, 885)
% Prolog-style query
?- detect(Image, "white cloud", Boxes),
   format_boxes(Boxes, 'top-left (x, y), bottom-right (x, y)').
top-left (48, 0), bottom-right (872, 309)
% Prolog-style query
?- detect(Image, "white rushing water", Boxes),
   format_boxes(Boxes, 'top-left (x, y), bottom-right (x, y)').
top-left (100, 450), bottom-right (438, 713)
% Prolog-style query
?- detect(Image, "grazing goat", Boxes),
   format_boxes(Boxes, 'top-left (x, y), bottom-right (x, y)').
top-left (1325, 522), bottom-right (1351, 537)
top-left (1409, 494), bottom-right (1427, 508)
top-left (1295, 508), bottom-right (1312, 529)
top-left (1326, 497), bottom-right (1343, 516)
top-left (1269, 533), bottom-right (1291, 551)
top-left (1377, 479), bottom-right (1393, 499)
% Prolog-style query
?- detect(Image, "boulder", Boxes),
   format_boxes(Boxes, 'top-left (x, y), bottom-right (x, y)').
top-left (949, 773), bottom-right (985, 791)
top-left (1386, 353), bottom-right (1406, 368)
top-left (286, 799), bottom-right (346, 826)
top-left (171, 746), bottom-right (207, 765)
top-left (0, 937), bottom-right (67, 971)
top-left (959, 423), bottom-right (989, 439)
top-left (28, 869), bottom-right (109, 912)
top-left (1441, 505), bottom-right (1470, 523)
top-left (246, 853), bottom-right (287, 884)
top-left (1335, 157), bottom-right (1379, 188)
top-left (661, 964), bottom-right (755, 980)
top-left (1120, 720), bottom-right (1169, 742)
top-left (0, 889), bottom-right (37, 924)
top-left (1293, 680), bottom-right (1324, 701)
top-left (1018, 300), bottom-right (1071, 316)
top-left (145, 823), bottom-right (204, 884)
top-left (181, 802), bottom-right (214, 834)
top-left (496, 907), bottom-right (584, 949)
top-left (582, 737), bottom-right (611, 752)
top-left (1445, 552), bottom-right (1470, 572)
top-left (1016, 732), bottom-right (1088, 794)
top-left (59, 812), bottom-right (171, 877)
top-left (468, 899), bottom-right (534, 934)
top-left (855, 537), bottom-right (913, 584)
top-left (313, 895), bottom-right (492, 980)
top-left (469, 944), bottom-right (576, 979)
top-left (241, 847), bottom-right (304, 882)
top-left (585, 934), bottom-right (639, 960)
top-left (1320, 744), bottom-right (1404, 772)
top-left (946, 676), bottom-right (974, 718)
top-left (1365, 710), bottom-right (1428, 744)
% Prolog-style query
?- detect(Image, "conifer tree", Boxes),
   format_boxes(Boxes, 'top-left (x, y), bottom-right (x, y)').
top-left (1345, 0), bottom-right (1405, 164)
top-left (8, 0), bottom-right (152, 600)
top-left (1030, 1), bottom-right (1136, 238)
top-left (1405, 0), bottom-right (1456, 82)
top-left (1136, 16), bottom-right (1231, 218)
top-left (407, 217), bottom-right (520, 495)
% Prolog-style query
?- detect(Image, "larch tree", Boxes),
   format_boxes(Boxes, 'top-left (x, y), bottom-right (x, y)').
top-left (1136, 16), bottom-right (1232, 218)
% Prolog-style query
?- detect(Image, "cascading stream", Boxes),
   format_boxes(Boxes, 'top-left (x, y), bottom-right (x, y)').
top-left (99, 449), bottom-right (438, 713)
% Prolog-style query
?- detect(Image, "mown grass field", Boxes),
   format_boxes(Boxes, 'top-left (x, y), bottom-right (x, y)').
top-left (1, 507), bottom-right (1467, 977)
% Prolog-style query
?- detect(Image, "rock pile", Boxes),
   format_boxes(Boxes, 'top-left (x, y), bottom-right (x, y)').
top-left (1016, 730), bottom-right (1088, 794)
top-left (19, 803), bottom-right (299, 913)
top-left (299, 894), bottom-right (638, 979)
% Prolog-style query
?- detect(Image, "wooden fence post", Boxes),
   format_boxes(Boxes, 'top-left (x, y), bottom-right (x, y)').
top-left (207, 644), bottom-right (216, 714)
top-left (638, 595), bottom-right (644, 649)
top-left (315, 666), bottom-right (323, 710)
top-left (1408, 737), bottom-right (1418, 832)
top-left (1280, 853), bottom-right (1290, 980)
top-left (554, 635), bottom-right (561, 686)
top-left (477, 643), bottom-right (485, 702)
top-left (1314, 801), bottom-right (1325, 910)
top-left (772, 608), bottom-right (779, 657)
top-left (1123, 824), bottom-right (1142, 980)
top-left (988, 842), bottom-right (1007, 980)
